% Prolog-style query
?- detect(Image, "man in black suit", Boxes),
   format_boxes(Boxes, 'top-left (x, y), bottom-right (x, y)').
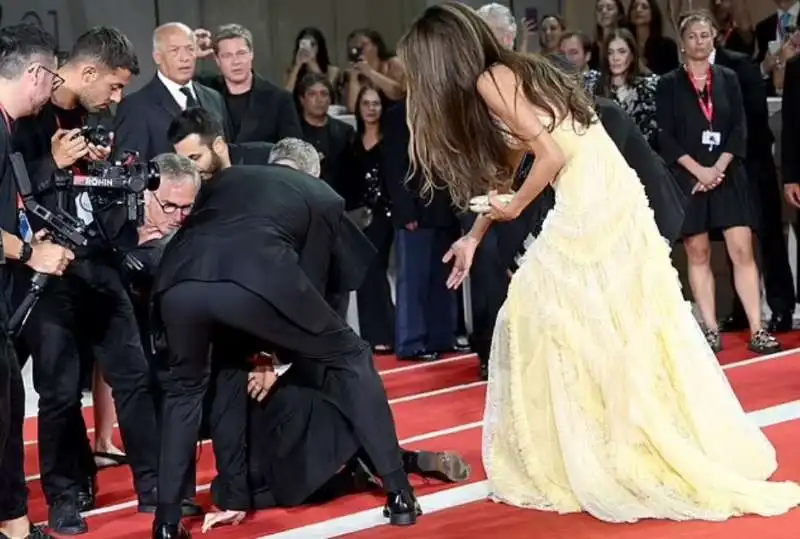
top-left (150, 165), bottom-right (418, 538)
top-left (168, 107), bottom-right (273, 179)
top-left (113, 23), bottom-right (231, 161)
top-left (194, 24), bottom-right (302, 144)
top-left (382, 100), bottom-right (461, 362)
top-left (781, 55), bottom-right (800, 287)
top-left (713, 43), bottom-right (795, 331)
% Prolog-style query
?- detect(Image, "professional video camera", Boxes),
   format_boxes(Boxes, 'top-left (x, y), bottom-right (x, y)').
top-left (52, 151), bottom-right (161, 225)
top-left (8, 151), bottom-right (161, 336)
top-left (8, 152), bottom-right (89, 336)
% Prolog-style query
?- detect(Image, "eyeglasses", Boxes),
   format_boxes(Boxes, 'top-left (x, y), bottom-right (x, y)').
top-left (34, 64), bottom-right (65, 91)
top-left (153, 193), bottom-right (193, 215)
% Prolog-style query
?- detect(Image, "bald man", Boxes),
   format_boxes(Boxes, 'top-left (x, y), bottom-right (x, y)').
top-left (113, 22), bottom-right (232, 161)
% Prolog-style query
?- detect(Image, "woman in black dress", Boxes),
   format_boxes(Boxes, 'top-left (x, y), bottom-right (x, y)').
top-left (347, 84), bottom-right (395, 353)
top-left (656, 11), bottom-right (779, 355)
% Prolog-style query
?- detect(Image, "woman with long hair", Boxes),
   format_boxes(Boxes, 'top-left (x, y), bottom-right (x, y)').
top-left (339, 28), bottom-right (406, 113)
top-left (284, 27), bottom-right (340, 95)
top-left (399, 2), bottom-right (800, 523)
top-left (592, 28), bottom-right (659, 146)
top-left (626, 0), bottom-right (679, 74)
top-left (589, 0), bottom-right (626, 70)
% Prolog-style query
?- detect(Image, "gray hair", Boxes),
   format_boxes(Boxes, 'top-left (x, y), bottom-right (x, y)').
top-left (152, 22), bottom-right (193, 52)
top-left (213, 24), bottom-right (253, 53)
top-left (476, 3), bottom-right (518, 45)
top-left (152, 153), bottom-right (201, 189)
top-left (268, 138), bottom-right (321, 179)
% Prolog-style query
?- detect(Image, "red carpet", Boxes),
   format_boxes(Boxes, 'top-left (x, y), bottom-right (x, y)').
top-left (21, 336), bottom-right (800, 537)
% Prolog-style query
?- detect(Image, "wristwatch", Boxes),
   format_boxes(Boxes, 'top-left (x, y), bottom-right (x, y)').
top-left (19, 242), bottom-right (33, 264)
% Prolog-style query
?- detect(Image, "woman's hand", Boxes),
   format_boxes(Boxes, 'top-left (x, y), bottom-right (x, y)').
top-left (695, 166), bottom-right (723, 188)
top-left (443, 235), bottom-right (479, 289)
top-left (486, 191), bottom-right (523, 221)
top-left (201, 510), bottom-right (246, 533)
top-left (295, 47), bottom-right (313, 66)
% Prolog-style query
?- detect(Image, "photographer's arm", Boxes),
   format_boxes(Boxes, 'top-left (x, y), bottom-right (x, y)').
top-left (1, 230), bottom-right (23, 262)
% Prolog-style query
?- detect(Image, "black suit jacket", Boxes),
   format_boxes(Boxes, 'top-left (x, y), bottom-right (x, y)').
top-left (113, 75), bottom-right (231, 161)
top-left (229, 142), bottom-right (274, 165)
top-left (782, 55), bottom-right (800, 184)
top-left (155, 165), bottom-right (372, 334)
top-left (715, 47), bottom-right (774, 162)
top-left (197, 72), bottom-right (302, 144)
top-left (381, 100), bottom-right (456, 229)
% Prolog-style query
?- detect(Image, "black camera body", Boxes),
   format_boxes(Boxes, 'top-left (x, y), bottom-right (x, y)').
top-left (348, 46), bottom-right (363, 63)
top-left (71, 124), bottom-right (113, 148)
top-left (52, 152), bottom-right (161, 226)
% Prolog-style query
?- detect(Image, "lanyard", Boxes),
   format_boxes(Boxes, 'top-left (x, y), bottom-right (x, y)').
top-left (722, 26), bottom-right (735, 45)
top-left (0, 106), bottom-right (25, 212)
top-left (686, 66), bottom-right (713, 126)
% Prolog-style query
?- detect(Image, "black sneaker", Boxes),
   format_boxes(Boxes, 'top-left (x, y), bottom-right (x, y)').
top-left (48, 495), bottom-right (88, 535)
top-left (748, 329), bottom-right (781, 354)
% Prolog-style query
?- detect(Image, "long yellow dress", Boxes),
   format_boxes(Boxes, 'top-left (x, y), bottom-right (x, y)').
top-left (481, 115), bottom-right (800, 522)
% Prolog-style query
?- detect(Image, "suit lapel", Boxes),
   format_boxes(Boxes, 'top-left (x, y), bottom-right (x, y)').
top-left (149, 76), bottom-right (182, 118)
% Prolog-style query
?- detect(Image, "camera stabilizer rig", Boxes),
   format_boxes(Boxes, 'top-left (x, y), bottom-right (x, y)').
top-left (7, 151), bottom-right (161, 336)
top-left (8, 152), bottom-right (89, 336)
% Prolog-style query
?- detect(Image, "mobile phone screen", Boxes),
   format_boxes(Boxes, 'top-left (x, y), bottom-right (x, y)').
top-left (524, 7), bottom-right (539, 25)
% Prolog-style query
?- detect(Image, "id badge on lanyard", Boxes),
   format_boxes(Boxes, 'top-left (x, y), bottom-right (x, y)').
top-left (689, 68), bottom-right (720, 152)
top-left (0, 107), bottom-right (33, 243)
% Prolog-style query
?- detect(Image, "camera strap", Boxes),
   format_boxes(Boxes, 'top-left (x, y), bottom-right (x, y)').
top-left (0, 106), bottom-right (32, 243)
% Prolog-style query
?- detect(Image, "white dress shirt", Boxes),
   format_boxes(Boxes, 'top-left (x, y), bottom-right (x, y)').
top-left (157, 70), bottom-right (198, 110)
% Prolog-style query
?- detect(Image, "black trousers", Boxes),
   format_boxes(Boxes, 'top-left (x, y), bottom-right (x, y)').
top-left (156, 281), bottom-right (407, 524)
top-left (729, 158), bottom-right (795, 317)
top-left (19, 262), bottom-right (160, 504)
top-left (0, 324), bottom-right (26, 522)
top-left (357, 212), bottom-right (395, 347)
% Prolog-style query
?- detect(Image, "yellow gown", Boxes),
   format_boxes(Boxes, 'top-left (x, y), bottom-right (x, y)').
top-left (481, 115), bottom-right (800, 522)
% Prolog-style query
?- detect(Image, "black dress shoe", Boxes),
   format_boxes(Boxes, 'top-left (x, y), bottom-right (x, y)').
top-left (152, 522), bottom-right (190, 539)
top-left (382, 489), bottom-right (421, 526)
top-left (138, 489), bottom-right (203, 517)
top-left (768, 311), bottom-right (794, 333)
top-left (398, 352), bottom-right (438, 362)
top-left (77, 477), bottom-right (97, 512)
top-left (48, 495), bottom-right (88, 535)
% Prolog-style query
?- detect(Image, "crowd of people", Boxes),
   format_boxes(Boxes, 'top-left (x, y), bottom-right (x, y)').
top-left (0, 0), bottom-right (799, 538)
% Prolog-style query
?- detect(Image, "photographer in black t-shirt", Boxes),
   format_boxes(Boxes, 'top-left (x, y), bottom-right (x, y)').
top-left (0, 23), bottom-right (76, 539)
top-left (10, 27), bottom-right (186, 536)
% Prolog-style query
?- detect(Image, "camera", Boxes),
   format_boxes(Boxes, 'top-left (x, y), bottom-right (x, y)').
top-left (348, 46), bottom-right (363, 63)
top-left (71, 125), bottom-right (113, 148)
top-left (52, 152), bottom-right (161, 226)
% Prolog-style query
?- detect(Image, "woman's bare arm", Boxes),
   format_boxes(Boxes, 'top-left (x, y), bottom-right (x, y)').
top-left (477, 64), bottom-right (566, 213)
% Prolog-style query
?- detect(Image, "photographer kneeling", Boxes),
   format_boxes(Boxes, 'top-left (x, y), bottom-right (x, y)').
top-left (10, 28), bottom-right (197, 535)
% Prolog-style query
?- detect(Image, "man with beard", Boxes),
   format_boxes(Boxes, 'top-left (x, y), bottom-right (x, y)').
top-left (11, 27), bottom-right (201, 535)
top-left (168, 107), bottom-right (272, 179)
top-left (150, 160), bottom-right (420, 537)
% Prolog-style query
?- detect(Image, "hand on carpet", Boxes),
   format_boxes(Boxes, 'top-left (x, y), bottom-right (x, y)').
top-left (201, 510), bottom-right (246, 533)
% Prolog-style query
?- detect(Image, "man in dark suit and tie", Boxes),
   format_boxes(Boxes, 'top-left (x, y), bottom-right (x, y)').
top-left (194, 24), bottom-right (302, 144)
top-left (113, 23), bottom-right (231, 161)
top-left (150, 164), bottom-right (419, 538)
top-left (712, 41), bottom-right (795, 331)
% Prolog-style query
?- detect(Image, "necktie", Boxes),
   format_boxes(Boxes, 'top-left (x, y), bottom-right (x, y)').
top-left (180, 86), bottom-right (198, 109)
